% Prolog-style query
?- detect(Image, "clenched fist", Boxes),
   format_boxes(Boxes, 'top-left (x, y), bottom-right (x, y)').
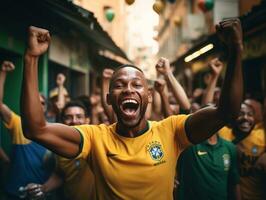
top-left (155, 57), bottom-right (171, 76)
top-left (26, 26), bottom-right (51, 57)
top-left (216, 18), bottom-right (243, 50)
top-left (1, 61), bottom-right (15, 72)
top-left (102, 68), bottom-right (114, 79)
top-left (209, 58), bottom-right (223, 76)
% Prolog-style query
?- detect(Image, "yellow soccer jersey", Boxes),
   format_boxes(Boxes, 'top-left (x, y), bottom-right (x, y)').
top-left (56, 156), bottom-right (95, 200)
top-left (75, 115), bottom-right (190, 200)
top-left (219, 124), bottom-right (266, 200)
top-left (4, 111), bottom-right (30, 144)
top-left (218, 126), bottom-right (235, 141)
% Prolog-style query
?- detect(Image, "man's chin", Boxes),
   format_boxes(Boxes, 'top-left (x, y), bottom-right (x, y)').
top-left (119, 118), bottom-right (142, 128)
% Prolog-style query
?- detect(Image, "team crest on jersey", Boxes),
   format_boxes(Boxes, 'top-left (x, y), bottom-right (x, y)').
top-left (146, 141), bottom-right (164, 161)
top-left (223, 154), bottom-right (230, 171)
top-left (251, 145), bottom-right (258, 155)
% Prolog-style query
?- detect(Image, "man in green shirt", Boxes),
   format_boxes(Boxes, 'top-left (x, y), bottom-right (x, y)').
top-left (176, 133), bottom-right (241, 200)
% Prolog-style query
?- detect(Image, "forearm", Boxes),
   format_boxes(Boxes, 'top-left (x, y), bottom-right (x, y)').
top-left (56, 85), bottom-right (65, 110)
top-left (218, 46), bottom-right (243, 122)
top-left (159, 90), bottom-right (173, 117)
top-left (91, 107), bottom-right (100, 125)
top-left (202, 75), bottom-right (219, 105)
top-left (152, 90), bottom-right (162, 114)
top-left (42, 173), bottom-right (63, 193)
top-left (101, 79), bottom-right (115, 123)
top-left (0, 72), bottom-right (12, 123)
top-left (0, 71), bottom-right (6, 105)
top-left (21, 54), bottom-right (46, 138)
top-left (164, 73), bottom-right (191, 110)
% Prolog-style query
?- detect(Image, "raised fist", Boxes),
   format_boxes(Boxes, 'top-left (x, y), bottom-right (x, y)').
top-left (209, 58), bottom-right (223, 76)
top-left (102, 68), bottom-right (114, 79)
top-left (154, 79), bottom-right (166, 93)
top-left (155, 57), bottom-right (171, 76)
top-left (56, 73), bottom-right (66, 86)
top-left (26, 26), bottom-right (51, 57)
top-left (1, 61), bottom-right (15, 72)
top-left (216, 18), bottom-right (243, 50)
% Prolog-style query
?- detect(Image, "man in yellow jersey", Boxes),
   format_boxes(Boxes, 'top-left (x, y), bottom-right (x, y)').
top-left (26, 101), bottom-right (95, 200)
top-left (219, 102), bottom-right (266, 199)
top-left (21, 19), bottom-right (243, 200)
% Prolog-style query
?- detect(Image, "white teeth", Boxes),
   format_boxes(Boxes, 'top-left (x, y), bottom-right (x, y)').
top-left (122, 99), bottom-right (138, 105)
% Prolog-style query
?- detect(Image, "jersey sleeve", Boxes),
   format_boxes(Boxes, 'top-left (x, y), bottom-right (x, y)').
top-left (218, 126), bottom-right (234, 142)
top-left (171, 115), bottom-right (192, 150)
top-left (74, 125), bottom-right (95, 160)
top-left (3, 112), bottom-right (28, 144)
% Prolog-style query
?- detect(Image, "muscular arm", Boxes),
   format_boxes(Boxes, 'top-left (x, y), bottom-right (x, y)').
top-left (20, 27), bottom-right (81, 158)
top-left (186, 19), bottom-right (243, 144)
top-left (0, 62), bottom-right (14, 123)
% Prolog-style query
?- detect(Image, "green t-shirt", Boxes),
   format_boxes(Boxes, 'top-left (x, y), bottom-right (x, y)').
top-left (176, 136), bottom-right (239, 200)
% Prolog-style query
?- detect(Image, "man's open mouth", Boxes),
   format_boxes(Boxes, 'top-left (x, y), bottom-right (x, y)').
top-left (120, 99), bottom-right (140, 118)
top-left (239, 121), bottom-right (251, 129)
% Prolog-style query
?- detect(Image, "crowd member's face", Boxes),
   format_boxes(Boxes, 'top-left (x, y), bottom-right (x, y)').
top-left (244, 99), bottom-right (262, 123)
top-left (235, 103), bottom-right (255, 133)
top-left (108, 67), bottom-right (151, 128)
top-left (62, 106), bottom-right (88, 126)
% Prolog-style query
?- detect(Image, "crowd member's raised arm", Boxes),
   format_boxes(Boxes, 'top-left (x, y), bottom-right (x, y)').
top-left (154, 79), bottom-right (173, 117)
top-left (156, 58), bottom-right (191, 111)
top-left (101, 68), bottom-right (116, 123)
top-left (55, 73), bottom-right (67, 111)
top-left (21, 26), bottom-right (81, 158)
top-left (201, 58), bottom-right (223, 105)
top-left (0, 61), bottom-right (15, 123)
top-left (186, 19), bottom-right (243, 144)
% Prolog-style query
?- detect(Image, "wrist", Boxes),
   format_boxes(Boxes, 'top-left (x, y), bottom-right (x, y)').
top-left (164, 71), bottom-right (173, 80)
top-left (24, 52), bottom-right (39, 62)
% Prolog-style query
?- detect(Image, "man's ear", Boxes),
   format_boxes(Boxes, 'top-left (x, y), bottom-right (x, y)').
top-left (107, 93), bottom-right (111, 105)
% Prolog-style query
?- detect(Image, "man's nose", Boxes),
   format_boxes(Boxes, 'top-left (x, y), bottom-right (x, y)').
top-left (123, 84), bottom-right (134, 93)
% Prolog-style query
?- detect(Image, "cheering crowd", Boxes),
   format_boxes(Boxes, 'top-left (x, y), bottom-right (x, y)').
top-left (0, 18), bottom-right (265, 200)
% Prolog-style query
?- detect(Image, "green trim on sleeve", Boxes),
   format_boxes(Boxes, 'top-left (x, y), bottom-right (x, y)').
top-left (73, 127), bottom-right (84, 157)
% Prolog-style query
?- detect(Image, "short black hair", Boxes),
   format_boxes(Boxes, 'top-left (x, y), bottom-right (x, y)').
top-left (61, 100), bottom-right (88, 121)
top-left (114, 64), bottom-right (144, 74)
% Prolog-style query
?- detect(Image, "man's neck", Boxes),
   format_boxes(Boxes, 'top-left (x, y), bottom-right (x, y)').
top-left (116, 120), bottom-right (149, 138)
